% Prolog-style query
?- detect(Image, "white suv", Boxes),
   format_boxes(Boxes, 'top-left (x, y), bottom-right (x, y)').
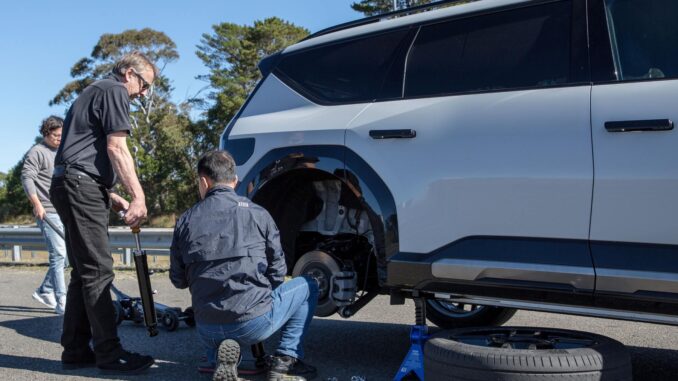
top-left (221, 0), bottom-right (678, 329)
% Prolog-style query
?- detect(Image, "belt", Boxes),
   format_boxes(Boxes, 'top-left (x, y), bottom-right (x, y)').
top-left (53, 165), bottom-right (96, 180)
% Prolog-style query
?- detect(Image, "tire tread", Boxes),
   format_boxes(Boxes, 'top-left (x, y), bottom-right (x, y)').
top-left (424, 327), bottom-right (632, 381)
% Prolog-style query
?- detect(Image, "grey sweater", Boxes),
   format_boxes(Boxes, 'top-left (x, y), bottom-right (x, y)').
top-left (21, 142), bottom-right (57, 213)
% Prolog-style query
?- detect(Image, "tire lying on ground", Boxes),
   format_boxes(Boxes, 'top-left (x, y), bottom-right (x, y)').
top-left (424, 326), bottom-right (632, 381)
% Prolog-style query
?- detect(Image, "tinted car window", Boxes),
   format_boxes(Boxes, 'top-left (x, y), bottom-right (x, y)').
top-left (405, 1), bottom-right (572, 97)
top-left (605, 0), bottom-right (678, 81)
top-left (275, 30), bottom-right (410, 104)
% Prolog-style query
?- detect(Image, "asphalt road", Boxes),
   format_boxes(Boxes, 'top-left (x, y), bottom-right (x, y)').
top-left (0, 266), bottom-right (677, 380)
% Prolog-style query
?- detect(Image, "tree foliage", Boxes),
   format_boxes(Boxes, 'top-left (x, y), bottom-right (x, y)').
top-left (50, 28), bottom-right (179, 106)
top-left (350, 0), bottom-right (475, 16)
top-left (195, 17), bottom-right (309, 150)
top-left (351, 0), bottom-right (434, 16)
top-left (0, 162), bottom-right (31, 221)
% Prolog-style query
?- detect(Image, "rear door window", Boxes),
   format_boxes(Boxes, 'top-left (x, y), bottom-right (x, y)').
top-left (275, 30), bottom-right (411, 104)
top-left (604, 0), bottom-right (678, 81)
top-left (405, 1), bottom-right (573, 97)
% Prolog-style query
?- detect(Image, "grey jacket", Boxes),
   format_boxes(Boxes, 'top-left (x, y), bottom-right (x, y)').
top-left (169, 185), bottom-right (286, 324)
top-left (21, 142), bottom-right (57, 213)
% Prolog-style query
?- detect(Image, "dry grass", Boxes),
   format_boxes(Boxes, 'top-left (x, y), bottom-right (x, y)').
top-left (149, 214), bottom-right (178, 228)
top-left (1, 214), bottom-right (35, 225)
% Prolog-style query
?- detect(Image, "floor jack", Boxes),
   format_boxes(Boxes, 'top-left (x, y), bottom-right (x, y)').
top-left (110, 283), bottom-right (195, 331)
top-left (393, 292), bottom-right (429, 381)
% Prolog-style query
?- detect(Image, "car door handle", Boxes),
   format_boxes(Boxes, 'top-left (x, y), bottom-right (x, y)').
top-left (605, 119), bottom-right (674, 132)
top-left (369, 129), bottom-right (417, 139)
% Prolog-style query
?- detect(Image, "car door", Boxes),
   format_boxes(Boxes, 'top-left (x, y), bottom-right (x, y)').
top-left (588, 0), bottom-right (678, 310)
top-left (346, 0), bottom-right (596, 298)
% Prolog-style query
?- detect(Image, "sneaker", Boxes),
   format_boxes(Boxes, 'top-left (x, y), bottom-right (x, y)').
top-left (213, 339), bottom-right (242, 381)
top-left (55, 296), bottom-right (66, 315)
top-left (32, 289), bottom-right (57, 309)
top-left (97, 350), bottom-right (154, 375)
top-left (62, 350), bottom-right (96, 370)
top-left (268, 355), bottom-right (317, 381)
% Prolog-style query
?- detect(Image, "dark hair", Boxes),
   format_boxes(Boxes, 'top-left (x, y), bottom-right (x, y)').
top-left (197, 150), bottom-right (237, 184)
top-left (40, 115), bottom-right (64, 137)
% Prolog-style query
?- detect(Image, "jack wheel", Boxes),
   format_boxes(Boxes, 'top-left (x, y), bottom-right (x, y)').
top-left (161, 309), bottom-right (180, 331)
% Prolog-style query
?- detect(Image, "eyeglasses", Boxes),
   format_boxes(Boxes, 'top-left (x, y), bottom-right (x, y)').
top-left (131, 69), bottom-right (152, 91)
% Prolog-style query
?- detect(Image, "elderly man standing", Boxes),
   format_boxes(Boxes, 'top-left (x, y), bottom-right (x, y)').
top-left (21, 115), bottom-right (67, 315)
top-left (170, 150), bottom-right (319, 381)
top-left (50, 51), bottom-right (156, 374)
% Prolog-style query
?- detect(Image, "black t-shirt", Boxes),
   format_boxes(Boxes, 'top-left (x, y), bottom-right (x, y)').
top-left (55, 76), bottom-right (132, 188)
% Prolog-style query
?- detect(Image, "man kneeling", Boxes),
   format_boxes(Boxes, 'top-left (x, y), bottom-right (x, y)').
top-left (170, 151), bottom-right (318, 381)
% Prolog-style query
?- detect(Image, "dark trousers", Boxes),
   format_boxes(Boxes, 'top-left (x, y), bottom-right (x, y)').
top-left (50, 173), bottom-right (122, 364)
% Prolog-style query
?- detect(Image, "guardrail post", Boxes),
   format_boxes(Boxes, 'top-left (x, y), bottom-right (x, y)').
top-left (124, 248), bottom-right (132, 266)
top-left (12, 245), bottom-right (21, 262)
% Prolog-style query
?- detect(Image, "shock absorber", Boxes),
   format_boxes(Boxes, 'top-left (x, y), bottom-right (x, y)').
top-left (131, 226), bottom-right (159, 337)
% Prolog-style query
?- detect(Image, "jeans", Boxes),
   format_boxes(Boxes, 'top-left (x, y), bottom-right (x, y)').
top-left (36, 213), bottom-right (68, 300)
top-left (198, 276), bottom-right (318, 365)
top-left (50, 173), bottom-right (122, 364)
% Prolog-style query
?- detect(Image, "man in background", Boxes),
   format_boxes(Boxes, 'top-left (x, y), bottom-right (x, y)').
top-left (21, 115), bottom-right (67, 315)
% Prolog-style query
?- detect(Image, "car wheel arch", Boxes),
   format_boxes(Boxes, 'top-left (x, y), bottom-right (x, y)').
top-left (237, 146), bottom-right (399, 285)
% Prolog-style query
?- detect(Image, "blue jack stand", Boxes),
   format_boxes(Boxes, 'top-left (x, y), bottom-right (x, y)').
top-left (393, 295), bottom-right (429, 381)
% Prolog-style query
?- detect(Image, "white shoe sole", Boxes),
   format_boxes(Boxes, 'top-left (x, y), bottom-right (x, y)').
top-left (32, 291), bottom-right (57, 309)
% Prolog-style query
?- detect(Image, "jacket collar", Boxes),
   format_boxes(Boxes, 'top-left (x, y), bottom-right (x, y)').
top-left (205, 184), bottom-right (235, 198)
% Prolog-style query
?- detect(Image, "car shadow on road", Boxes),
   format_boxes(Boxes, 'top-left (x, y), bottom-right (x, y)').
top-left (628, 345), bottom-right (678, 381)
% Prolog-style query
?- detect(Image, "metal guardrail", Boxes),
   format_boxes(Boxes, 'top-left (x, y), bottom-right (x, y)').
top-left (0, 227), bottom-right (173, 265)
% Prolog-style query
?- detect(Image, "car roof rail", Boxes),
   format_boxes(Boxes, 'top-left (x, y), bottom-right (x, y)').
top-left (303, 0), bottom-right (470, 41)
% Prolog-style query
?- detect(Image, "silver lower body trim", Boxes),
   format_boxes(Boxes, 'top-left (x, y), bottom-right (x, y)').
top-left (431, 258), bottom-right (595, 290)
top-left (427, 292), bottom-right (678, 326)
top-left (596, 268), bottom-right (678, 294)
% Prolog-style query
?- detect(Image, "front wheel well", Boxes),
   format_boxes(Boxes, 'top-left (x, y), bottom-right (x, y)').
top-left (251, 169), bottom-right (379, 292)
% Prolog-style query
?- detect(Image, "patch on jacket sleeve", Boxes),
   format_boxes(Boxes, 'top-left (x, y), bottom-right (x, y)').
top-left (257, 262), bottom-right (267, 274)
top-left (238, 201), bottom-right (249, 207)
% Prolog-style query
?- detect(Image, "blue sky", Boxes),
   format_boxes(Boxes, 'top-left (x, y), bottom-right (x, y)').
top-left (0, 0), bottom-right (360, 173)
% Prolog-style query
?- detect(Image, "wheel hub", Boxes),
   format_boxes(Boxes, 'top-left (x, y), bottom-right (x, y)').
top-left (305, 266), bottom-right (330, 300)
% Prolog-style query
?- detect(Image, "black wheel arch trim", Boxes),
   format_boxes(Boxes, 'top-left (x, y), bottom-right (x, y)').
top-left (235, 145), bottom-right (400, 282)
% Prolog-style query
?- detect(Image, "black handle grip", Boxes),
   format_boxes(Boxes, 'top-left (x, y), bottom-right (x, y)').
top-left (369, 129), bottom-right (416, 139)
top-left (605, 119), bottom-right (673, 132)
